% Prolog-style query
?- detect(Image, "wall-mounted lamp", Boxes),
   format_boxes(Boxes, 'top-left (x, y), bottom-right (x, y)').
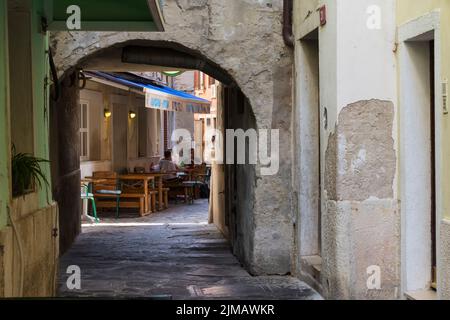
top-left (129, 111), bottom-right (137, 119)
top-left (104, 109), bottom-right (112, 118)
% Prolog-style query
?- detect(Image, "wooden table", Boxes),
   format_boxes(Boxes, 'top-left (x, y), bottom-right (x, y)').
top-left (118, 174), bottom-right (155, 214)
top-left (137, 171), bottom-right (197, 211)
top-left (180, 168), bottom-right (196, 180)
top-left (82, 177), bottom-right (108, 186)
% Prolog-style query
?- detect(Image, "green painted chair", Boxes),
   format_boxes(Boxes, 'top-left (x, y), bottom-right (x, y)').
top-left (81, 183), bottom-right (99, 223)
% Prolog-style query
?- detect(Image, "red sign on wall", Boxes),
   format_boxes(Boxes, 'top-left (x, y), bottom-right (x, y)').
top-left (319, 5), bottom-right (327, 26)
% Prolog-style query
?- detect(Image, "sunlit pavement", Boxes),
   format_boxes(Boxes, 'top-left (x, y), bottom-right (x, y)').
top-left (58, 200), bottom-right (322, 300)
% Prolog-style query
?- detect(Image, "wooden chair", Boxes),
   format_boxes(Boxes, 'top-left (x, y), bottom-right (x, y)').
top-left (92, 172), bottom-right (122, 219)
top-left (81, 183), bottom-right (99, 222)
top-left (190, 164), bottom-right (210, 199)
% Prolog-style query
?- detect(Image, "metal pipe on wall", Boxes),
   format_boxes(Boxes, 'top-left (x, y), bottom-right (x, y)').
top-left (283, 0), bottom-right (294, 48)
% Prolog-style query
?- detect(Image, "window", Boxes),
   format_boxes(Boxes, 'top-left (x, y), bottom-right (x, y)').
top-left (80, 101), bottom-right (89, 161)
top-left (211, 84), bottom-right (217, 98)
top-left (194, 71), bottom-right (200, 90)
top-left (206, 118), bottom-right (211, 127)
top-left (138, 107), bottom-right (147, 158)
top-left (200, 72), bottom-right (205, 90)
top-left (209, 75), bottom-right (215, 86)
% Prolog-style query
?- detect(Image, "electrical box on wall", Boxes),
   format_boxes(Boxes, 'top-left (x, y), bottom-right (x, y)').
top-left (443, 79), bottom-right (448, 115)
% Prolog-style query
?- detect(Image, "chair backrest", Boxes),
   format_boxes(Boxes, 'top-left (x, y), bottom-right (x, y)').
top-left (92, 172), bottom-right (119, 192)
top-left (134, 167), bottom-right (146, 174)
top-left (194, 164), bottom-right (207, 175)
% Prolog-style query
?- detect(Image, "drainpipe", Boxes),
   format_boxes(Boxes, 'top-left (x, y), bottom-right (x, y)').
top-left (283, 0), bottom-right (294, 48)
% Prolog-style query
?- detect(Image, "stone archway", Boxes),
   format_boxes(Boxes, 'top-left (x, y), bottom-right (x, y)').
top-left (50, 0), bottom-right (293, 275)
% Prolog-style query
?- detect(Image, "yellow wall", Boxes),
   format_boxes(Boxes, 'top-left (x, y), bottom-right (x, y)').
top-left (397, 0), bottom-right (450, 220)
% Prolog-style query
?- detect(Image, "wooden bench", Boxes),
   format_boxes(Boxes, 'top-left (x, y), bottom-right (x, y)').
top-left (92, 172), bottom-right (148, 217)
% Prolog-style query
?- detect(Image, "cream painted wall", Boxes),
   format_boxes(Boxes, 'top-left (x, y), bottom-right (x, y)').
top-left (397, 1), bottom-right (450, 221)
top-left (293, 0), bottom-right (400, 299)
top-left (337, 0), bottom-right (397, 112)
top-left (81, 80), bottom-right (162, 174)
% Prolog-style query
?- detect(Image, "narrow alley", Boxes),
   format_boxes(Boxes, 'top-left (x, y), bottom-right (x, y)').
top-left (58, 200), bottom-right (321, 300)
top-left (2, 0), bottom-right (450, 303)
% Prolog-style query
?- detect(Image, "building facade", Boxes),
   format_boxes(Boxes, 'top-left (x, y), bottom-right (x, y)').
top-left (1, 0), bottom-right (449, 300)
top-left (193, 71), bottom-right (218, 164)
top-left (0, 0), bottom-right (58, 297)
top-left (51, 0), bottom-right (294, 278)
top-left (396, 0), bottom-right (450, 300)
top-left (0, 0), bottom-right (164, 297)
top-left (292, 0), bottom-right (450, 300)
top-left (79, 73), bottom-right (164, 178)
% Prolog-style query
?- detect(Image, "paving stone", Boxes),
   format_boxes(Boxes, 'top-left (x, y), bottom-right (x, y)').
top-left (58, 200), bottom-right (322, 300)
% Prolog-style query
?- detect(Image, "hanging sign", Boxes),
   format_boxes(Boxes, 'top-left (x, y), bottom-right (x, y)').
top-left (145, 88), bottom-right (211, 114)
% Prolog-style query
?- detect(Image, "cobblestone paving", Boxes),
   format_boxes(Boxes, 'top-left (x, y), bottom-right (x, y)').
top-left (58, 200), bottom-right (322, 300)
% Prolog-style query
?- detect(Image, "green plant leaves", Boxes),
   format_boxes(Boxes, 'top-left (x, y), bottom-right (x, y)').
top-left (11, 146), bottom-right (50, 198)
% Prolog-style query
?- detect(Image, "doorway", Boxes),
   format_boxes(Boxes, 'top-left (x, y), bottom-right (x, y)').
top-left (400, 27), bottom-right (439, 294)
top-left (295, 28), bottom-right (322, 286)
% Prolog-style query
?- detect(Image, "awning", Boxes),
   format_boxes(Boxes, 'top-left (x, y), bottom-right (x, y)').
top-left (86, 71), bottom-right (211, 114)
top-left (46, 0), bottom-right (165, 32)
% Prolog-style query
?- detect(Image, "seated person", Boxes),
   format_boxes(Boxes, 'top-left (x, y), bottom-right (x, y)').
top-left (159, 150), bottom-right (181, 182)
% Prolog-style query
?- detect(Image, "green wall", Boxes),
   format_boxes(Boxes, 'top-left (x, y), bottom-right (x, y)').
top-left (32, 0), bottom-right (52, 207)
top-left (49, 0), bottom-right (161, 31)
top-left (0, 0), bottom-right (53, 229)
top-left (0, 0), bottom-right (9, 229)
top-left (53, 0), bottom-right (154, 22)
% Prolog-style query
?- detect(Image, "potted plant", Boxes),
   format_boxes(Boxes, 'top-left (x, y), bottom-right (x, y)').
top-left (11, 145), bottom-right (50, 197)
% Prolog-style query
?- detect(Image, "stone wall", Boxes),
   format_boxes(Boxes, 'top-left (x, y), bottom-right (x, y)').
top-left (50, 75), bottom-right (81, 255)
top-left (322, 100), bottom-right (400, 299)
top-left (209, 84), bottom-right (228, 238)
top-left (50, 0), bottom-right (294, 274)
top-left (293, 0), bottom-right (400, 299)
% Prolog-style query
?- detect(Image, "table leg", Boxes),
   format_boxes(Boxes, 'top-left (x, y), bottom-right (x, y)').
top-left (158, 177), bottom-right (163, 211)
top-left (144, 179), bottom-right (149, 213)
top-left (82, 198), bottom-right (88, 216)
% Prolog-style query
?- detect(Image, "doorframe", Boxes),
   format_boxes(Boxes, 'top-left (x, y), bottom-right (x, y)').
top-left (79, 99), bottom-right (90, 162)
top-left (293, 26), bottom-right (322, 290)
top-left (398, 10), bottom-right (442, 297)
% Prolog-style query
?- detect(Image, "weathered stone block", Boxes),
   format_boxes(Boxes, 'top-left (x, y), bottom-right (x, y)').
top-left (322, 200), bottom-right (400, 300)
top-left (325, 100), bottom-right (396, 202)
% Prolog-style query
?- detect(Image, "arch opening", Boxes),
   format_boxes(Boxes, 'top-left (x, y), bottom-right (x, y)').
top-left (51, 41), bottom-right (264, 297)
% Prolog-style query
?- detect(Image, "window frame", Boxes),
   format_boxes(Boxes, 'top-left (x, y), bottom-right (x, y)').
top-left (79, 100), bottom-right (90, 161)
